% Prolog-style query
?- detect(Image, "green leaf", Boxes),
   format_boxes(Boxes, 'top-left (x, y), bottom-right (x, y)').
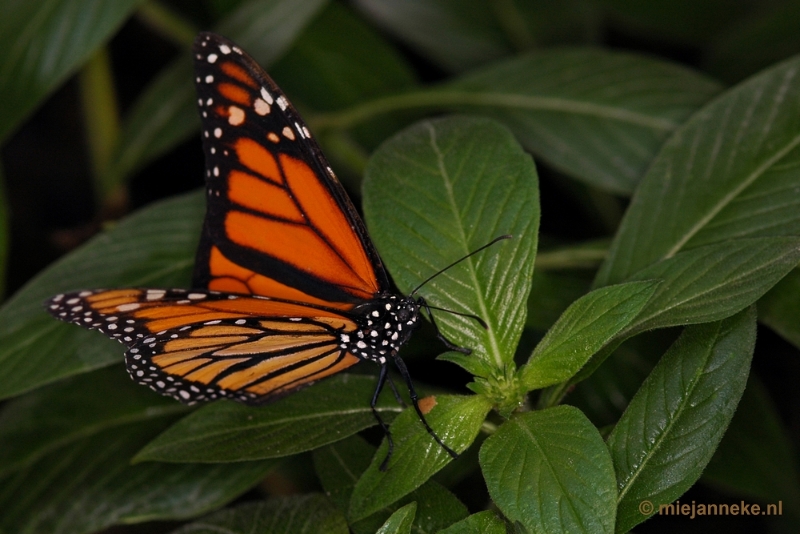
top-left (106, 0), bottom-right (328, 183)
top-left (625, 237), bottom-right (800, 334)
top-left (350, 0), bottom-right (512, 72)
top-left (363, 116), bottom-right (539, 375)
top-left (703, 375), bottom-right (800, 513)
top-left (479, 405), bottom-right (617, 534)
top-left (0, 0), bottom-right (142, 143)
top-left (596, 54), bottom-right (800, 287)
top-left (375, 502), bottom-right (417, 534)
top-left (608, 306), bottom-right (756, 533)
top-left (448, 49), bottom-right (723, 193)
top-left (437, 511), bottom-right (506, 534)
top-left (0, 365), bottom-right (186, 477)
top-left (0, 191), bottom-right (203, 400)
top-left (0, 420), bottom-right (275, 533)
top-left (169, 495), bottom-right (350, 534)
top-left (758, 267), bottom-right (800, 349)
top-left (349, 394), bottom-right (490, 521)
top-left (519, 280), bottom-right (659, 390)
top-left (313, 435), bottom-right (468, 534)
top-left (134, 374), bottom-right (401, 463)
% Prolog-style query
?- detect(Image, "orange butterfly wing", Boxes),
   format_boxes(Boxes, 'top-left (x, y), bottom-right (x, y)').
top-left (191, 32), bottom-right (388, 308)
top-left (48, 288), bottom-right (361, 404)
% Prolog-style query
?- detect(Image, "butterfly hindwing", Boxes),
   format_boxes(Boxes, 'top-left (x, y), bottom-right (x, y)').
top-left (47, 289), bottom-right (361, 404)
top-left (192, 32), bottom-right (388, 307)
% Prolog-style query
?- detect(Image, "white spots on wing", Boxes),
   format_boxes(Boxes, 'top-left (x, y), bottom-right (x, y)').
top-left (294, 122), bottom-right (306, 138)
top-left (260, 87), bottom-right (273, 104)
top-left (276, 96), bottom-right (288, 110)
top-left (179, 390), bottom-right (191, 400)
top-left (254, 98), bottom-right (270, 116)
top-left (213, 166), bottom-right (220, 177)
top-left (302, 126), bottom-right (311, 138)
top-left (219, 44), bottom-right (231, 55)
top-left (228, 105), bottom-right (245, 125)
top-left (146, 290), bottom-right (166, 300)
top-left (207, 53), bottom-right (218, 63)
top-left (210, 147), bottom-right (216, 154)
top-left (206, 97), bottom-right (213, 106)
top-left (235, 319), bottom-right (246, 325)
top-left (357, 341), bottom-right (367, 349)
top-left (117, 303), bottom-right (140, 312)
top-left (282, 126), bottom-right (295, 140)
top-left (267, 132), bottom-right (280, 143)
top-left (79, 291), bottom-right (92, 297)
top-left (188, 293), bottom-right (206, 300)
top-left (213, 127), bottom-right (222, 138)
top-left (205, 74), bottom-right (213, 83)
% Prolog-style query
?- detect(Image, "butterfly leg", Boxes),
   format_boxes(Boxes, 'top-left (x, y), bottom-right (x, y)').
top-left (372, 363), bottom-right (396, 472)
top-left (418, 297), bottom-right (471, 354)
top-left (392, 353), bottom-right (459, 461)
top-left (386, 374), bottom-right (407, 407)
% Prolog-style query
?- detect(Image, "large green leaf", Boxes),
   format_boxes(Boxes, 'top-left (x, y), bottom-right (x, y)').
top-left (0, 365), bottom-right (186, 477)
top-left (106, 0), bottom-right (328, 183)
top-left (169, 496), bottom-right (349, 534)
top-left (363, 116), bottom-right (539, 376)
top-left (134, 375), bottom-right (402, 463)
top-left (0, 420), bottom-right (275, 533)
top-left (350, 0), bottom-right (511, 72)
top-left (479, 405), bottom-right (617, 534)
top-left (596, 54), bottom-right (800, 287)
top-left (519, 280), bottom-right (658, 390)
top-left (703, 375), bottom-right (800, 514)
top-left (624, 237), bottom-right (800, 334)
top-left (349, 395), bottom-right (490, 521)
top-left (0, 191), bottom-right (203, 400)
top-left (0, 0), bottom-right (142, 143)
top-left (608, 307), bottom-right (756, 533)
top-left (447, 49), bottom-right (722, 193)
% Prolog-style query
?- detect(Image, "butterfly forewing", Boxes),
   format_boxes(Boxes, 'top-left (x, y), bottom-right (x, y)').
top-left (47, 289), bottom-right (361, 404)
top-left (192, 32), bottom-right (388, 307)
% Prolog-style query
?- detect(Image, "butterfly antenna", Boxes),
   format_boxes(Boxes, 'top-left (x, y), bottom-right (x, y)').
top-left (410, 235), bottom-right (512, 296)
top-left (424, 304), bottom-right (487, 329)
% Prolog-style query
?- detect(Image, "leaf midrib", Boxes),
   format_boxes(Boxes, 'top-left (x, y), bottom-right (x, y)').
top-left (426, 122), bottom-right (504, 369)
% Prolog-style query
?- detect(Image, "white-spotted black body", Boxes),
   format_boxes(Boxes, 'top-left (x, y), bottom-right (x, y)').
top-left (343, 294), bottom-right (420, 364)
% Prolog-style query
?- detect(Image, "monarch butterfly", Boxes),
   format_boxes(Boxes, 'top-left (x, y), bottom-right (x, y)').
top-left (47, 32), bottom-right (503, 469)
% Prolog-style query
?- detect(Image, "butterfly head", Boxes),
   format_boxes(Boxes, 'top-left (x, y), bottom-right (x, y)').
top-left (347, 295), bottom-right (419, 363)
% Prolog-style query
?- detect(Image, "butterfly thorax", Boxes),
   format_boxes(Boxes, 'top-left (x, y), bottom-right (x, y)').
top-left (343, 294), bottom-right (419, 364)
